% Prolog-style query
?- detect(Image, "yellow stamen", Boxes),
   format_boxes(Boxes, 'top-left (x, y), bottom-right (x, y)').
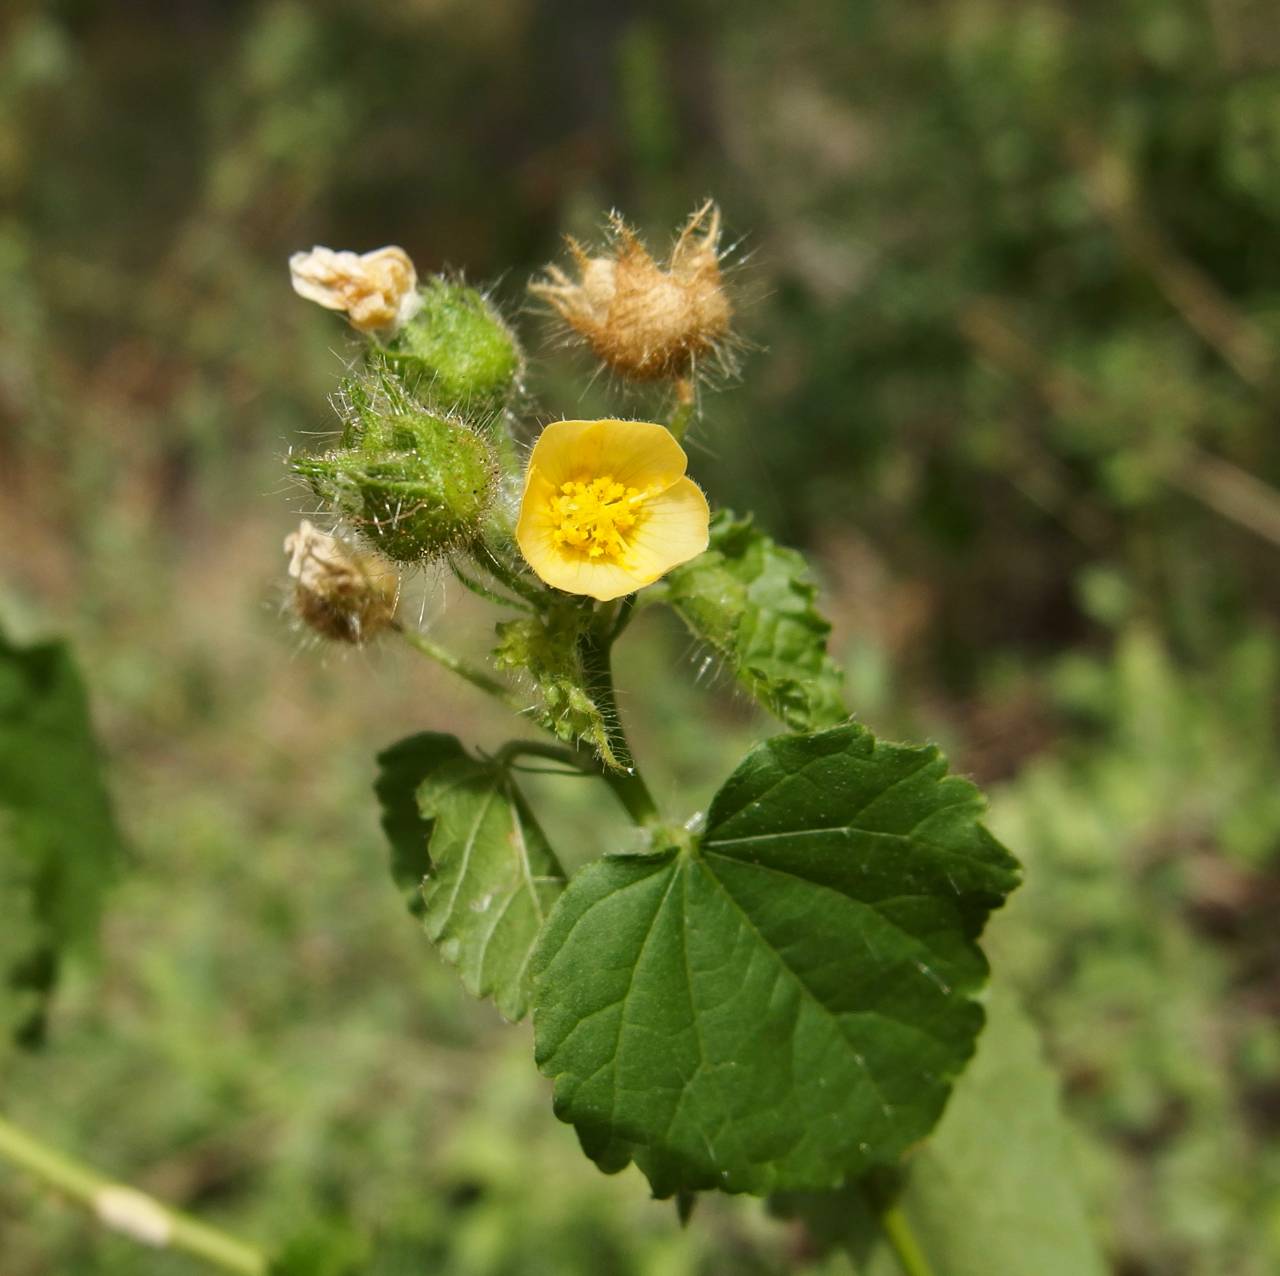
top-left (549, 476), bottom-right (647, 562)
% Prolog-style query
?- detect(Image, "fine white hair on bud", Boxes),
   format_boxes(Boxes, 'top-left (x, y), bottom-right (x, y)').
top-left (289, 245), bottom-right (423, 334)
top-left (283, 519), bottom-right (399, 644)
top-left (529, 201), bottom-right (736, 383)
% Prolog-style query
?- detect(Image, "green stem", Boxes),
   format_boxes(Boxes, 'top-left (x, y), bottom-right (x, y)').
top-left (579, 629), bottom-right (659, 826)
top-left (395, 624), bottom-right (525, 712)
top-left (668, 377), bottom-right (696, 442)
top-left (494, 738), bottom-right (658, 826)
top-left (609, 595), bottom-right (637, 642)
top-left (600, 762), bottom-right (659, 827)
top-left (474, 545), bottom-right (547, 606)
top-left (449, 559), bottom-right (528, 610)
top-left (492, 740), bottom-right (597, 774)
top-left (0, 1114), bottom-right (267, 1275)
top-left (878, 1201), bottom-right (936, 1276)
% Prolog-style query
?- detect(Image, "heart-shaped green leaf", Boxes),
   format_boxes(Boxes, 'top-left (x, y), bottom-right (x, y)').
top-left (532, 723), bottom-right (1019, 1196)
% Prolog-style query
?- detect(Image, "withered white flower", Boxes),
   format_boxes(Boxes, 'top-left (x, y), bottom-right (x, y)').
top-left (288, 245), bottom-right (422, 333)
top-left (283, 520), bottom-right (399, 644)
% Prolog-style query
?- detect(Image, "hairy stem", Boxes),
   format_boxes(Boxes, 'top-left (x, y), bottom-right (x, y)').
top-left (394, 624), bottom-right (525, 711)
top-left (474, 544), bottom-right (548, 606)
top-left (579, 625), bottom-right (659, 826)
top-left (449, 558), bottom-right (529, 610)
top-left (0, 1114), bottom-right (267, 1275)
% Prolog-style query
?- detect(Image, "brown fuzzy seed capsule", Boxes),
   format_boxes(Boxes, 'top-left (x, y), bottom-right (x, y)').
top-left (530, 202), bottom-right (732, 382)
top-left (284, 520), bottom-right (399, 644)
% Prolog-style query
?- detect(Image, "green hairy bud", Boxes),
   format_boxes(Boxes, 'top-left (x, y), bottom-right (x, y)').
top-left (293, 383), bottom-right (498, 563)
top-left (374, 278), bottom-right (522, 422)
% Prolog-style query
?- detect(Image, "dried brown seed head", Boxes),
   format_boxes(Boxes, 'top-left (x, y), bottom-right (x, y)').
top-left (530, 202), bottom-right (734, 382)
top-left (284, 520), bottom-right (399, 644)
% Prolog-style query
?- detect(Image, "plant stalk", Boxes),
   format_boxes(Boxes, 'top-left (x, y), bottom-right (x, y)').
top-left (580, 620), bottom-right (659, 826)
top-left (878, 1201), bottom-right (937, 1276)
top-left (394, 624), bottom-right (525, 711)
top-left (0, 1114), bottom-right (267, 1275)
top-left (668, 377), bottom-right (696, 441)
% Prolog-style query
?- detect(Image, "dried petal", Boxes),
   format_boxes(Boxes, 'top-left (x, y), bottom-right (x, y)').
top-left (289, 246), bottom-right (422, 333)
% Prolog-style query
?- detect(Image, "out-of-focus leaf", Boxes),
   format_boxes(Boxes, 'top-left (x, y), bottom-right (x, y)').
top-left (533, 723), bottom-right (1019, 1197)
top-left (658, 510), bottom-right (847, 730)
top-left (773, 982), bottom-right (1107, 1276)
top-left (0, 631), bottom-right (123, 1053)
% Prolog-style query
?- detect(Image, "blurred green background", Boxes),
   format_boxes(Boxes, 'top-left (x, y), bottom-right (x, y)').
top-left (2, 0), bottom-right (1280, 1272)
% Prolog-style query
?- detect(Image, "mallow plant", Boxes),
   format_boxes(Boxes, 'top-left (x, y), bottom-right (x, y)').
top-left (283, 208), bottom-right (1027, 1262)
top-left (0, 205), bottom-right (1107, 1276)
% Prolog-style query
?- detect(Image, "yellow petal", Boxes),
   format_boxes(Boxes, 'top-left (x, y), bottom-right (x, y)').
top-left (515, 470), bottom-right (560, 563)
top-left (532, 554), bottom-right (648, 603)
top-left (516, 477), bottom-right (709, 601)
top-left (527, 419), bottom-right (689, 492)
top-left (623, 478), bottom-right (711, 582)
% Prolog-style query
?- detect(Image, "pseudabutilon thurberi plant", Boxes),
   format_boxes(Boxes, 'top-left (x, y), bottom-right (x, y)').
top-left (271, 205), bottom-right (1042, 1276)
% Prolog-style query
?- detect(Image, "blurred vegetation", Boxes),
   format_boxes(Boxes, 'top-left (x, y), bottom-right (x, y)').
top-left (1, 0), bottom-right (1279, 1272)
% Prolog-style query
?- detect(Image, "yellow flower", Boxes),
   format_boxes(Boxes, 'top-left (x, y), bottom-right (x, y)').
top-left (288, 245), bottom-right (422, 333)
top-left (516, 420), bottom-right (709, 602)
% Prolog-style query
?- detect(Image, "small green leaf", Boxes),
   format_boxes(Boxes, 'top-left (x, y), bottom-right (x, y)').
top-left (772, 983), bottom-right (1107, 1276)
top-left (374, 732), bottom-right (469, 916)
top-left (0, 631), bottom-right (124, 1053)
top-left (418, 753), bottom-right (566, 1021)
top-left (532, 723), bottom-right (1019, 1197)
top-left (659, 510), bottom-right (847, 730)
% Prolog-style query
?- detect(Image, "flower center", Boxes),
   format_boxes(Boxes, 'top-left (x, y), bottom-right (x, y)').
top-left (549, 476), bottom-right (647, 561)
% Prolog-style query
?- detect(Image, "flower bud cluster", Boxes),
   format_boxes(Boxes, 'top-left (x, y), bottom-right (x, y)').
top-left (284, 206), bottom-right (739, 762)
top-left (493, 610), bottom-right (622, 770)
top-left (289, 247), bottom-right (526, 565)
